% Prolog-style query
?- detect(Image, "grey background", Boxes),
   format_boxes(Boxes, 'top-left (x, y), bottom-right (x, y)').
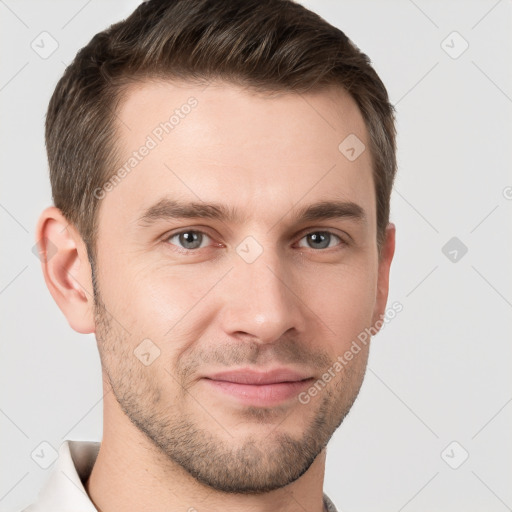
top-left (1, 0), bottom-right (511, 510)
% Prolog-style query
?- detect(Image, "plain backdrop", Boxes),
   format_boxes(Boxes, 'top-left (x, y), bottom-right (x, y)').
top-left (1, 1), bottom-right (511, 511)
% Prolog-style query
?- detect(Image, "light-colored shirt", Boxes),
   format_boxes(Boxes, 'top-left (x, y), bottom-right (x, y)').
top-left (22, 440), bottom-right (338, 512)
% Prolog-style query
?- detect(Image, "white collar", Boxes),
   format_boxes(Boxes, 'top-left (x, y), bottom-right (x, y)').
top-left (24, 440), bottom-right (100, 511)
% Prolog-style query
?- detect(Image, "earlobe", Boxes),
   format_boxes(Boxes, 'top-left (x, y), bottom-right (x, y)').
top-left (371, 223), bottom-right (396, 330)
top-left (36, 207), bottom-right (96, 334)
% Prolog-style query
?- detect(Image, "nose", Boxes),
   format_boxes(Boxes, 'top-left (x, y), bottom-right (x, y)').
top-left (217, 247), bottom-right (306, 345)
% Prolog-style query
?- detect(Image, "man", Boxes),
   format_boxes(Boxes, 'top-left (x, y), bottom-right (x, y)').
top-left (29, 0), bottom-right (396, 510)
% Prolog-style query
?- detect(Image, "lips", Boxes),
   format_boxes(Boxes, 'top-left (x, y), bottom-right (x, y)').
top-left (202, 368), bottom-right (314, 406)
top-left (206, 368), bottom-right (311, 384)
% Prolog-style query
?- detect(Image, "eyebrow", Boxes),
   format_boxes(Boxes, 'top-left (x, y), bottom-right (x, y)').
top-left (136, 197), bottom-right (366, 227)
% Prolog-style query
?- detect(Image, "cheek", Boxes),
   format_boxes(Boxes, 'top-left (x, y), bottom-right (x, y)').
top-left (98, 261), bottom-right (223, 343)
top-left (305, 261), bottom-right (377, 345)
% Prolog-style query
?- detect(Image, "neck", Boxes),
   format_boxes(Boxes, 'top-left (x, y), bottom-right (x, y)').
top-left (85, 386), bottom-right (327, 512)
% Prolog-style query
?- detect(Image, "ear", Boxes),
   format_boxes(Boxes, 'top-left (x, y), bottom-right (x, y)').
top-left (371, 223), bottom-right (396, 330)
top-left (35, 206), bottom-right (95, 334)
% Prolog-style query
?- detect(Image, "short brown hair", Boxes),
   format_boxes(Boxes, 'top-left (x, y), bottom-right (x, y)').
top-left (46, 0), bottom-right (396, 260)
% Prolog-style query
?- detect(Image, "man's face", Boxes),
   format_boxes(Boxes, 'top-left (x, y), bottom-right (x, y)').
top-left (92, 80), bottom-right (387, 492)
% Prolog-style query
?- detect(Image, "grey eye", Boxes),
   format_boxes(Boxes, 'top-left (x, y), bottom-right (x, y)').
top-left (168, 231), bottom-right (209, 250)
top-left (298, 231), bottom-right (341, 250)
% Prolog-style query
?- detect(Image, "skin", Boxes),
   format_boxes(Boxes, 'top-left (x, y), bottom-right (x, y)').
top-left (37, 80), bottom-right (395, 512)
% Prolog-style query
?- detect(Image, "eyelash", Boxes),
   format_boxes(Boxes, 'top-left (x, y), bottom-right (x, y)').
top-left (163, 228), bottom-right (348, 254)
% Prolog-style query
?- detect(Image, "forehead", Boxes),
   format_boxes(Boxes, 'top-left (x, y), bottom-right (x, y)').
top-left (102, 79), bottom-right (375, 230)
